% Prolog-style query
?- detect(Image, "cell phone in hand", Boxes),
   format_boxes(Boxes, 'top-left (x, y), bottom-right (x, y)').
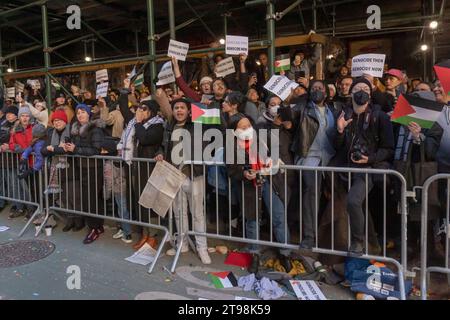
top-left (64, 137), bottom-right (72, 144)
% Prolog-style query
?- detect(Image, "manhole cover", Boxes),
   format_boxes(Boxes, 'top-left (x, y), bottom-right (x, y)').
top-left (0, 240), bottom-right (55, 268)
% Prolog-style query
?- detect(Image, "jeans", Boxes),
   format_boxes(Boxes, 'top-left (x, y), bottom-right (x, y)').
top-left (173, 176), bottom-right (207, 250)
top-left (8, 169), bottom-right (32, 211)
top-left (302, 170), bottom-right (322, 241)
top-left (347, 175), bottom-right (373, 243)
top-left (245, 180), bottom-right (290, 256)
top-left (115, 194), bottom-right (132, 236)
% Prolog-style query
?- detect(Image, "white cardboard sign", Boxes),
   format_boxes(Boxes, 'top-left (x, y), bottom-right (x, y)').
top-left (215, 57), bottom-right (236, 78)
top-left (15, 81), bottom-right (25, 93)
top-left (167, 39), bottom-right (189, 62)
top-left (351, 54), bottom-right (386, 78)
top-left (27, 79), bottom-right (41, 90)
top-left (263, 75), bottom-right (299, 101)
top-left (290, 280), bottom-right (327, 300)
top-left (156, 61), bottom-right (175, 86)
top-left (96, 82), bottom-right (109, 98)
top-left (96, 69), bottom-right (109, 83)
top-left (6, 87), bottom-right (15, 98)
top-left (225, 35), bottom-right (248, 56)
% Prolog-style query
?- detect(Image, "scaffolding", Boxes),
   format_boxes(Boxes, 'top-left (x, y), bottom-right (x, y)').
top-left (0, 0), bottom-right (329, 96)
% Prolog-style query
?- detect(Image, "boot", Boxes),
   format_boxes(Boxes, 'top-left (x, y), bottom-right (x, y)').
top-left (133, 235), bottom-right (148, 250)
top-left (146, 236), bottom-right (158, 249)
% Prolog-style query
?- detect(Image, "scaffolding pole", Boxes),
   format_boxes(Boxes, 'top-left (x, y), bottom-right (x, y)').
top-left (41, 3), bottom-right (52, 108)
top-left (147, 0), bottom-right (156, 93)
top-left (267, 1), bottom-right (276, 76)
top-left (0, 28), bottom-right (3, 89)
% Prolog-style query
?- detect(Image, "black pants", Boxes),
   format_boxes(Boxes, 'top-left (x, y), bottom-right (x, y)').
top-left (302, 170), bottom-right (323, 240)
top-left (347, 175), bottom-right (374, 243)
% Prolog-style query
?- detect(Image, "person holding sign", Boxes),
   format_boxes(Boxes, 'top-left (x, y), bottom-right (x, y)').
top-left (154, 98), bottom-right (211, 265)
top-left (172, 57), bottom-right (212, 103)
top-left (333, 77), bottom-right (394, 255)
top-left (286, 44), bottom-right (321, 81)
top-left (290, 80), bottom-right (337, 249)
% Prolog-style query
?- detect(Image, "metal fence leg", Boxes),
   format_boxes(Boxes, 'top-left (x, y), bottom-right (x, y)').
top-left (170, 233), bottom-right (185, 273)
top-left (18, 206), bottom-right (41, 237)
top-left (148, 228), bottom-right (169, 274)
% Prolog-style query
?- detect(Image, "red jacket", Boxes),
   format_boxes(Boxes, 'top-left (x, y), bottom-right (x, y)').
top-left (9, 124), bottom-right (33, 153)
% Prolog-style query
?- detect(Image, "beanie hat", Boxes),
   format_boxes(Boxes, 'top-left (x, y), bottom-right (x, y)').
top-left (200, 76), bottom-right (213, 86)
top-left (75, 103), bottom-right (92, 117)
top-left (51, 109), bottom-right (68, 124)
top-left (5, 106), bottom-right (18, 117)
top-left (18, 106), bottom-right (32, 118)
top-left (349, 77), bottom-right (373, 96)
top-left (32, 124), bottom-right (47, 139)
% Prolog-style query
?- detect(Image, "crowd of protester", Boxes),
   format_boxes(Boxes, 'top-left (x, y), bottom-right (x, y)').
top-left (0, 45), bottom-right (449, 269)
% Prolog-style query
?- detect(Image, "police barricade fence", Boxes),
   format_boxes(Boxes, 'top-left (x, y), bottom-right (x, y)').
top-left (420, 173), bottom-right (450, 300)
top-left (42, 154), bottom-right (170, 274)
top-left (171, 160), bottom-right (409, 300)
top-left (0, 151), bottom-right (44, 237)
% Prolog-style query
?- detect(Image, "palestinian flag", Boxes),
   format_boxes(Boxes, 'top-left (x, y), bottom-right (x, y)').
top-left (434, 64), bottom-right (450, 96)
top-left (275, 54), bottom-right (291, 73)
top-left (191, 102), bottom-right (221, 125)
top-left (391, 94), bottom-right (444, 129)
top-left (133, 73), bottom-right (144, 87)
top-left (209, 271), bottom-right (238, 289)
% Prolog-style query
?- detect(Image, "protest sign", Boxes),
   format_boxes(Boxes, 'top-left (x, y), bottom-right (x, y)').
top-left (167, 39), bottom-right (189, 61)
top-left (225, 35), bottom-right (248, 55)
top-left (263, 75), bottom-right (298, 101)
top-left (27, 79), bottom-right (40, 90)
top-left (156, 61), bottom-right (175, 86)
top-left (351, 54), bottom-right (386, 78)
top-left (215, 57), bottom-right (236, 78)
top-left (139, 160), bottom-right (186, 218)
top-left (6, 87), bottom-right (15, 98)
top-left (14, 81), bottom-right (25, 93)
top-left (290, 280), bottom-right (327, 300)
top-left (96, 82), bottom-right (109, 98)
top-left (96, 69), bottom-right (108, 83)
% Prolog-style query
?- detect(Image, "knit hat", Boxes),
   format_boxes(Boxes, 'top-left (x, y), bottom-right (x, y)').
top-left (75, 103), bottom-right (92, 117)
top-left (349, 77), bottom-right (373, 96)
top-left (55, 90), bottom-right (66, 99)
top-left (5, 106), bottom-right (18, 117)
top-left (32, 124), bottom-right (47, 139)
top-left (200, 76), bottom-right (213, 86)
top-left (51, 109), bottom-right (68, 124)
top-left (18, 106), bottom-right (32, 118)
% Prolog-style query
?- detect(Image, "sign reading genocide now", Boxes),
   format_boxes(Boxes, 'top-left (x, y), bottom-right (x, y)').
top-left (167, 39), bottom-right (189, 61)
top-left (6, 87), bottom-right (15, 98)
top-left (215, 57), bottom-right (236, 78)
top-left (14, 81), bottom-right (25, 94)
top-left (96, 69), bottom-right (108, 83)
top-left (225, 35), bottom-right (248, 56)
top-left (156, 61), bottom-right (175, 86)
top-left (351, 54), bottom-right (386, 78)
top-left (263, 75), bottom-right (299, 101)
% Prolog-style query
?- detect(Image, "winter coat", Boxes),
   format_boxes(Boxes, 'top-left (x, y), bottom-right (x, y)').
top-left (99, 105), bottom-right (124, 139)
top-left (22, 139), bottom-right (45, 171)
top-left (26, 102), bottom-right (48, 127)
top-left (9, 123), bottom-right (33, 153)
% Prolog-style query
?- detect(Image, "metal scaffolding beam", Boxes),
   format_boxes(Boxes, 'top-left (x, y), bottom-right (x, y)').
top-left (267, 1), bottom-right (276, 76)
top-left (0, 0), bottom-right (49, 18)
top-left (147, 0), bottom-right (156, 93)
top-left (42, 3), bottom-right (51, 107)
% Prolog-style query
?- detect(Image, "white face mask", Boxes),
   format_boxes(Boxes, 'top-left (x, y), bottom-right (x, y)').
top-left (269, 105), bottom-right (280, 117)
top-left (234, 127), bottom-right (254, 141)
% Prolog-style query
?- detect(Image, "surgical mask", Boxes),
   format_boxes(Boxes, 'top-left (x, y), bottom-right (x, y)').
top-left (352, 90), bottom-right (370, 106)
top-left (310, 90), bottom-right (325, 103)
top-left (269, 105), bottom-right (280, 117)
top-left (234, 127), bottom-right (254, 141)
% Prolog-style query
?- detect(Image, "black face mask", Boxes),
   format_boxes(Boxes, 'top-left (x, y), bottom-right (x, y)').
top-left (352, 90), bottom-right (370, 106)
top-left (310, 90), bottom-right (325, 103)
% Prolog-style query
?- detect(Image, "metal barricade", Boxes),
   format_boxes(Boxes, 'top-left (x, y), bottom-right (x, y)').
top-left (420, 173), bottom-right (450, 300)
top-left (43, 154), bottom-right (170, 274)
top-left (0, 151), bottom-right (44, 237)
top-left (169, 161), bottom-right (409, 299)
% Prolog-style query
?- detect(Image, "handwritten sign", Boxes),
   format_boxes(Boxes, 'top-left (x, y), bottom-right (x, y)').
top-left (96, 82), bottom-right (109, 98)
top-left (156, 61), bottom-right (175, 86)
top-left (167, 39), bottom-right (189, 61)
top-left (351, 54), bottom-right (386, 78)
top-left (225, 35), bottom-right (248, 56)
top-left (263, 75), bottom-right (299, 101)
top-left (96, 69), bottom-right (108, 83)
top-left (215, 57), bottom-right (236, 78)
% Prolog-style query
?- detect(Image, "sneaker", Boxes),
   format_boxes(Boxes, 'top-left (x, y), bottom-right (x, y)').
top-left (113, 229), bottom-right (124, 239)
top-left (121, 234), bottom-right (133, 244)
top-left (166, 245), bottom-right (189, 256)
top-left (83, 228), bottom-right (101, 244)
top-left (9, 209), bottom-right (25, 219)
top-left (198, 248), bottom-right (211, 265)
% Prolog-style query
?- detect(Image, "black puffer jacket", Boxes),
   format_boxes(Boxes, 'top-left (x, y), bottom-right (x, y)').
top-left (69, 119), bottom-right (105, 168)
